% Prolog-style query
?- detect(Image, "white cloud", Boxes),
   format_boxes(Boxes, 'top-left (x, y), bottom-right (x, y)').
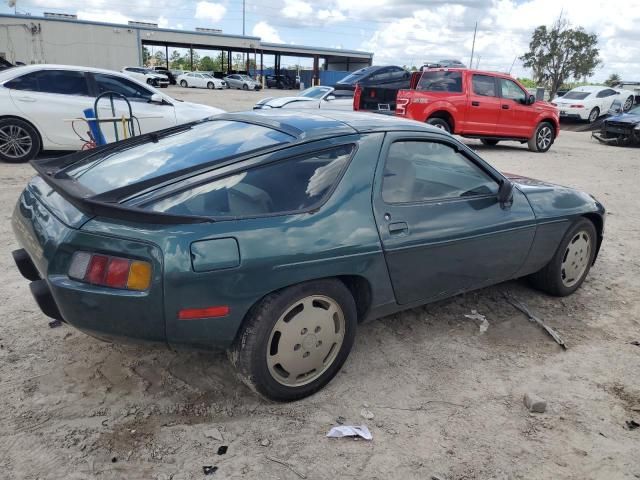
top-left (281, 0), bottom-right (313, 19)
top-left (317, 9), bottom-right (346, 22)
top-left (252, 21), bottom-right (283, 43)
top-left (194, 1), bottom-right (226, 24)
top-left (76, 9), bottom-right (131, 24)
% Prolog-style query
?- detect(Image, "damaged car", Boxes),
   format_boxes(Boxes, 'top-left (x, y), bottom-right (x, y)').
top-left (253, 86), bottom-right (353, 110)
top-left (593, 102), bottom-right (640, 146)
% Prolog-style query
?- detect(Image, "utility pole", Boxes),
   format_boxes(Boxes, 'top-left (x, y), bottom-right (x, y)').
top-left (469, 21), bottom-right (477, 68)
top-left (242, 0), bottom-right (245, 35)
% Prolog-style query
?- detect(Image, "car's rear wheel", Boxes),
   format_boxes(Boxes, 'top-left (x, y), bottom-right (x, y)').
top-left (481, 139), bottom-right (500, 146)
top-left (528, 218), bottom-right (597, 296)
top-left (0, 118), bottom-right (41, 163)
top-left (623, 96), bottom-right (634, 112)
top-left (588, 107), bottom-right (600, 123)
top-left (180, 80), bottom-right (188, 88)
top-left (426, 117), bottom-right (451, 133)
top-left (527, 121), bottom-right (554, 152)
top-left (146, 78), bottom-right (154, 85)
top-left (207, 82), bottom-right (214, 89)
top-left (242, 84), bottom-right (249, 90)
top-left (229, 279), bottom-right (357, 401)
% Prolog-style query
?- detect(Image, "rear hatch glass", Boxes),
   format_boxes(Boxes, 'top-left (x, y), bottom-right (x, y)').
top-left (64, 120), bottom-right (294, 194)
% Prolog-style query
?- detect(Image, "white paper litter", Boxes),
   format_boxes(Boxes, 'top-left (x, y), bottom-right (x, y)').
top-left (326, 425), bottom-right (372, 440)
top-left (464, 309), bottom-right (489, 333)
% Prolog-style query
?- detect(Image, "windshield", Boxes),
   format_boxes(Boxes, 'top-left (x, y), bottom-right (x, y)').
top-left (299, 87), bottom-right (332, 99)
top-left (628, 105), bottom-right (640, 115)
top-left (562, 91), bottom-right (591, 100)
top-left (240, 75), bottom-right (253, 81)
top-left (64, 121), bottom-right (295, 194)
top-left (339, 67), bottom-right (373, 83)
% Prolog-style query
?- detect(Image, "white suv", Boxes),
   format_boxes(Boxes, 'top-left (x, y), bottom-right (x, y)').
top-left (121, 67), bottom-right (169, 88)
top-left (0, 64), bottom-right (225, 162)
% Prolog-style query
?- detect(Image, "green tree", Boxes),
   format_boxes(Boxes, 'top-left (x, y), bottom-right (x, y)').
top-left (169, 50), bottom-right (182, 69)
top-left (520, 17), bottom-right (601, 100)
top-left (200, 56), bottom-right (215, 71)
top-left (604, 73), bottom-right (621, 87)
top-left (517, 77), bottom-right (537, 88)
top-left (142, 46), bottom-right (151, 65)
top-left (153, 50), bottom-right (166, 67)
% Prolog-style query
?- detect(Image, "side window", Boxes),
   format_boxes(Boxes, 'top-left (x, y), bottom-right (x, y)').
top-left (382, 141), bottom-right (498, 203)
top-left (4, 70), bottom-right (89, 95)
top-left (369, 68), bottom-right (390, 82)
top-left (93, 73), bottom-right (153, 101)
top-left (472, 74), bottom-right (497, 97)
top-left (499, 78), bottom-right (526, 103)
top-left (145, 144), bottom-right (355, 217)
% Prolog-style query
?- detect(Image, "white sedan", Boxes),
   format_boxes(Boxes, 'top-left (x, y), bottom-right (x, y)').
top-left (177, 72), bottom-right (226, 89)
top-left (253, 86), bottom-right (354, 110)
top-left (554, 85), bottom-right (636, 123)
top-left (0, 64), bottom-right (225, 162)
top-left (121, 66), bottom-right (169, 88)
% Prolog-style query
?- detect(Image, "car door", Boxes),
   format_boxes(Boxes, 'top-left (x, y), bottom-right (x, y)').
top-left (373, 134), bottom-right (536, 305)
top-left (90, 72), bottom-right (177, 142)
top-left (497, 77), bottom-right (536, 138)
top-left (6, 69), bottom-right (93, 148)
top-left (464, 74), bottom-right (501, 135)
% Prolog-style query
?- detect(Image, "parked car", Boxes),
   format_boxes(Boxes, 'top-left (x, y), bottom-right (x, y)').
top-left (224, 74), bottom-right (262, 90)
top-left (254, 86), bottom-right (353, 110)
top-left (265, 74), bottom-right (296, 90)
top-left (121, 67), bottom-right (169, 88)
top-left (12, 109), bottom-right (605, 401)
top-left (335, 65), bottom-right (410, 91)
top-left (177, 72), bottom-right (226, 89)
top-left (592, 103), bottom-right (640, 146)
top-left (423, 59), bottom-right (467, 69)
top-left (394, 68), bottom-right (560, 152)
top-left (152, 66), bottom-right (177, 85)
top-left (1, 58), bottom-right (14, 71)
top-left (0, 64), bottom-right (224, 162)
top-left (552, 85), bottom-right (636, 123)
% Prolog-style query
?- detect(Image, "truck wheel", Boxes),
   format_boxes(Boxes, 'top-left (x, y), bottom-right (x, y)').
top-left (587, 107), bottom-right (600, 123)
top-left (528, 218), bottom-right (597, 296)
top-left (481, 139), bottom-right (499, 146)
top-left (527, 122), bottom-right (554, 153)
top-left (229, 279), bottom-right (357, 401)
top-left (426, 117), bottom-right (451, 133)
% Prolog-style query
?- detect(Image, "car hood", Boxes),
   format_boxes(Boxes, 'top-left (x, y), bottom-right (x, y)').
top-left (254, 97), bottom-right (316, 108)
top-left (149, 73), bottom-right (168, 79)
top-left (606, 112), bottom-right (640, 125)
top-left (174, 101), bottom-right (225, 120)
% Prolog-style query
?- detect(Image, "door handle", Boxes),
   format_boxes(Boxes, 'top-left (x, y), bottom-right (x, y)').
top-left (502, 104), bottom-right (510, 109)
top-left (388, 222), bottom-right (409, 235)
top-left (16, 96), bottom-right (36, 102)
top-left (471, 101), bottom-right (480, 106)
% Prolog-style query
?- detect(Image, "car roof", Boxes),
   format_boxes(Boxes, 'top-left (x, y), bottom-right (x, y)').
top-left (0, 63), bottom-right (149, 81)
top-left (570, 85), bottom-right (604, 92)
top-left (221, 109), bottom-right (445, 140)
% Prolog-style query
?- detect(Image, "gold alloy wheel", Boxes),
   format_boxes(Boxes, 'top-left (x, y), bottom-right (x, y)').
top-left (266, 295), bottom-right (346, 387)
top-left (561, 230), bottom-right (592, 288)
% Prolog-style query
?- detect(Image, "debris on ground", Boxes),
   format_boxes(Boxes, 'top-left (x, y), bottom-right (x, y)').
top-left (217, 445), bottom-right (228, 455)
top-left (631, 341), bottom-right (640, 347)
top-left (336, 415), bottom-right (346, 425)
top-left (625, 420), bottom-right (639, 430)
top-left (464, 310), bottom-right (489, 333)
top-left (327, 425), bottom-right (373, 440)
top-left (504, 293), bottom-right (566, 349)
top-left (204, 428), bottom-right (223, 441)
top-left (203, 465), bottom-right (218, 475)
top-left (360, 408), bottom-right (374, 420)
top-left (48, 319), bottom-right (63, 328)
top-left (260, 438), bottom-right (271, 447)
top-left (524, 393), bottom-right (547, 413)
top-left (265, 455), bottom-right (307, 479)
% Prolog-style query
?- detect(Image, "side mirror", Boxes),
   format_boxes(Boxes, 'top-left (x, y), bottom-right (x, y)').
top-left (150, 93), bottom-right (163, 104)
top-left (326, 95), bottom-right (336, 101)
top-left (527, 94), bottom-right (536, 105)
top-left (497, 179), bottom-right (514, 208)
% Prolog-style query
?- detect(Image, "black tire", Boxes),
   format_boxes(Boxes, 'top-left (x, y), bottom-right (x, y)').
top-left (180, 80), bottom-right (188, 88)
top-left (207, 82), bottom-right (214, 89)
top-left (623, 96), bottom-right (634, 112)
top-left (0, 117), bottom-right (41, 163)
top-left (587, 107), bottom-right (600, 124)
top-left (426, 117), bottom-right (451, 133)
top-left (527, 121), bottom-right (554, 152)
top-left (528, 218), bottom-right (597, 297)
top-left (242, 84), bottom-right (249, 90)
top-left (481, 139), bottom-right (499, 146)
top-left (229, 279), bottom-right (357, 401)
top-left (146, 78), bottom-right (154, 85)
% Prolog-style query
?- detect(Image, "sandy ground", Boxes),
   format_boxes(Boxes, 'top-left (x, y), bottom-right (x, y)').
top-left (1, 93), bottom-right (639, 480)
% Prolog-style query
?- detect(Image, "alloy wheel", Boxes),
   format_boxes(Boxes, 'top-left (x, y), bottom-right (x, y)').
top-left (0, 125), bottom-right (33, 160)
top-left (536, 126), bottom-right (552, 151)
top-left (623, 96), bottom-right (634, 111)
top-left (589, 108), bottom-right (599, 123)
top-left (561, 230), bottom-right (591, 288)
top-left (266, 295), bottom-right (346, 387)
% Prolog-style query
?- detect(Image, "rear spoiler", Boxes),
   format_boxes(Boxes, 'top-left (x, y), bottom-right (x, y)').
top-left (30, 123), bottom-right (213, 225)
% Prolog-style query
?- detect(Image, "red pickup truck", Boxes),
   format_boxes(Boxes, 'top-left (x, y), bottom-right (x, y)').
top-left (394, 68), bottom-right (560, 152)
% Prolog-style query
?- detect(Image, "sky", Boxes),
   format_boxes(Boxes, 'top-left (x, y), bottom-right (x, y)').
top-left (2, 0), bottom-right (640, 81)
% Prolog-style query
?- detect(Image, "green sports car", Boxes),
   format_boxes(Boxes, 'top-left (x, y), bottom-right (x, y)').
top-left (12, 110), bottom-right (605, 401)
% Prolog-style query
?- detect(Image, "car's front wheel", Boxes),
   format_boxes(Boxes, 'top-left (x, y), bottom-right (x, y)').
top-left (207, 82), bottom-right (214, 89)
top-left (180, 80), bottom-right (188, 87)
top-left (527, 121), bottom-right (554, 152)
top-left (528, 218), bottom-right (597, 296)
top-left (0, 118), bottom-right (41, 163)
top-left (229, 279), bottom-right (357, 401)
top-left (242, 84), bottom-right (249, 90)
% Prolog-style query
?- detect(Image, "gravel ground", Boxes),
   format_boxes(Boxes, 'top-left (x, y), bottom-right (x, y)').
top-left (1, 95), bottom-right (639, 480)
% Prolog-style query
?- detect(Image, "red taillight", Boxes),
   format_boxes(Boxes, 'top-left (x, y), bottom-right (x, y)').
top-left (353, 83), bottom-right (361, 111)
top-left (69, 251), bottom-right (152, 291)
top-left (396, 97), bottom-right (409, 116)
top-left (570, 104), bottom-right (584, 108)
top-left (178, 306), bottom-right (230, 320)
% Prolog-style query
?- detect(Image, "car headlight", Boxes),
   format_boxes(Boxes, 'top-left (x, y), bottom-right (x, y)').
top-left (634, 124), bottom-right (640, 131)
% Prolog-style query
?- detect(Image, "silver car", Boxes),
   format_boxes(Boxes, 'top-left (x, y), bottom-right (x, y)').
top-left (224, 74), bottom-right (262, 90)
